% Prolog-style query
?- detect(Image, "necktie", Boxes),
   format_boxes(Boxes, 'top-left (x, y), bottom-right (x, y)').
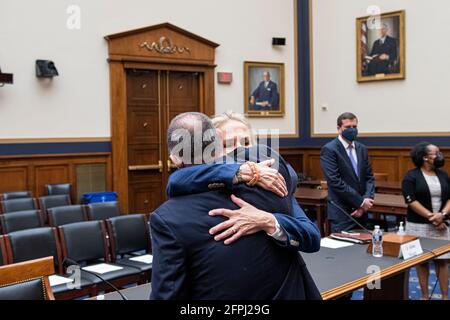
top-left (347, 144), bottom-right (359, 178)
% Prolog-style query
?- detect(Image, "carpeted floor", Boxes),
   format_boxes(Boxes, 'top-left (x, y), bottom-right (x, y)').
top-left (352, 262), bottom-right (449, 300)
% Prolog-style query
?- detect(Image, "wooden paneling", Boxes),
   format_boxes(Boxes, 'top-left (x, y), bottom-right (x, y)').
top-left (280, 146), bottom-right (450, 182)
top-left (35, 165), bottom-right (70, 197)
top-left (0, 153), bottom-right (111, 200)
top-left (0, 167), bottom-right (28, 193)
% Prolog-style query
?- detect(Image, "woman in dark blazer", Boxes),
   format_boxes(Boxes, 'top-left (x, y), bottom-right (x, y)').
top-left (402, 142), bottom-right (450, 300)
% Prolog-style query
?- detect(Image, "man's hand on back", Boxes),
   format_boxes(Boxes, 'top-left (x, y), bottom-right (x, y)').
top-left (208, 195), bottom-right (276, 245)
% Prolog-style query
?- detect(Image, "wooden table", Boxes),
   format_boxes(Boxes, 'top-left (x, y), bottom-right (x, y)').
top-left (303, 237), bottom-right (450, 300)
top-left (296, 188), bottom-right (408, 236)
top-left (375, 181), bottom-right (402, 195)
top-left (298, 180), bottom-right (322, 189)
top-left (295, 188), bottom-right (328, 236)
top-left (87, 239), bottom-right (450, 301)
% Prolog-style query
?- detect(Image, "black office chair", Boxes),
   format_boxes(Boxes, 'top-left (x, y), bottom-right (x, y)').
top-left (86, 201), bottom-right (120, 221)
top-left (47, 205), bottom-right (87, 227)
top-left (106, 215), bottom-right (152, 278)
top-left (38, 195), bottom-right (71, 224)
top-left (0, 210), bottom-right (44, 234)
top-left (58, 221), bottom-right (143, 289)
top-left (0, 257), bottom-right (55, 300)
top-left (46, 183), bottom-right (72, 198)
top-left (0, 198), bottom-right (38, 214)
top-left (4, 227), bottom-right (95, 299)
top-left (0, 191), bottom-right (32, 201)
top-left (38, 195), bottom-right (71, 212)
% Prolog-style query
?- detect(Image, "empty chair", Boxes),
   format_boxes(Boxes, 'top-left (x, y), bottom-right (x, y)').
top-left (0, 210), bottom-right (43, 234)
top-left (4, 227), bottom-right (95, 299)
top-left (58, 221), bottom-right (143, 288)
top-left (106, 215), bottom-right (152, 275)
top-left (0, 198), bottom-right (38, 214)
top-left (38, 195), bottom-right (71, 224)
top-left (86, 201), bottom-right (120, 221)
top-left (47, 205), bottom-right (87, 227)
top-left (38, 195), bottom-right (71, 212)
top-left (0, 191), bottom-right (32, 201)
top-left (46, 183), bottom-right (72, 198)
top-left (0, 257), bottom-right (55, 300)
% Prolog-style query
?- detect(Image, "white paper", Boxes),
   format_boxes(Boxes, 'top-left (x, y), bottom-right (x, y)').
top-left (82, 263), bottom-right (123, 274)
top-left (400, 239), bottom-right (423, 260)
top-left (129, 254), bottom-right (153, 264)
top-left (321, 237), bottom-right (355, 249)
top-left (49, 275), bottom-right (74, 287)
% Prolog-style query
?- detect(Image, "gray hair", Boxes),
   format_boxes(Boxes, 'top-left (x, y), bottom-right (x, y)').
top-left (167, 112), bottom-right (217, 164)
top-left (212, 110), bottom-right (255, 144)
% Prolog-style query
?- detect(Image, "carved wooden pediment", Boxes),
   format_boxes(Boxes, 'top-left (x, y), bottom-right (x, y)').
top-left (105, 22), bottom-right (219, 65)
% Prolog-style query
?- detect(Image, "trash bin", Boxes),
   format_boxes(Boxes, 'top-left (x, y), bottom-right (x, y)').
top-left (82, 192), bottom-right (118, 204)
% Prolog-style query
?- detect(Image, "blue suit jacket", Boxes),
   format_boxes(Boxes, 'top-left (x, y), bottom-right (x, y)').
top-left (151, 149), bottom-right (321, 300)
top-left (320, 138), bottom-right (375, 223)
top-left (166, 147), bottom-right (320, 253)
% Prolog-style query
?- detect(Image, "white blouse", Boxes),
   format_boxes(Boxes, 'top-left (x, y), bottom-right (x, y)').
top-left (422, 172), bottom-right (442, 213)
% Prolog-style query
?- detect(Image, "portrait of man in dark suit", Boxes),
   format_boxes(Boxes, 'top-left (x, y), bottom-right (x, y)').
top-left (249, 71), bottom-right (279, 110)
top-left (245, 62), bottom-right (284, 116)
top-left (366, 23), bottom-right (398, 75)
top-left (357, 10), bottom-right (405, 82)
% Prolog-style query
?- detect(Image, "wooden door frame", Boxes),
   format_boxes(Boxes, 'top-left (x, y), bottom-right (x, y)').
top-left (106, 23), bottom-right (218, 213)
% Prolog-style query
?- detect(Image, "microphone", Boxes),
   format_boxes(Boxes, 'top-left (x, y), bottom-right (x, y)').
top-left (63, 258), bottom-right (128, 300)
top-left (328, 199), bottom-right (372, 234)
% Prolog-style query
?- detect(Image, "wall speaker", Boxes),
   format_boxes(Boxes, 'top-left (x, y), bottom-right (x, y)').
top-left (272, 38), bottom-right (286, 46)
top-left (36, 60), bottom-right (59, 78)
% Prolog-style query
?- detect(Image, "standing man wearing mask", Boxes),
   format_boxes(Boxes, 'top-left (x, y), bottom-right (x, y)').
top-left (320, 112), bottom-right (375, 233)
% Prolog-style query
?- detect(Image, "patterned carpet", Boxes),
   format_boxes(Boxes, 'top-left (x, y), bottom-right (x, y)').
top-left (351, 261), bottom-right (449, 300)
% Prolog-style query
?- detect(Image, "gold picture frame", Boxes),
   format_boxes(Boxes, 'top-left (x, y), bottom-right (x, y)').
top-left (244, 61), bottom-right (285, 117)
top-left (356, 10), bottom-right (405, 82)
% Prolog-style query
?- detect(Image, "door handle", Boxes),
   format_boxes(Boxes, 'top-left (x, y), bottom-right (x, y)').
top-left (167, 160), bottom-right (177, 172)
top-left (128, 160), bottom-right (163, 173)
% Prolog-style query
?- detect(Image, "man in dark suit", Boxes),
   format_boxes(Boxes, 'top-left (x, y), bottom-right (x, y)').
top-left (150, 112), bottom-right (321, 300)
top-left (320, 112), bottom-right (375, 233)
top-left (367, 23), bottom-right (398, 75)
top-left (250, 71), bottom-right (279, 110)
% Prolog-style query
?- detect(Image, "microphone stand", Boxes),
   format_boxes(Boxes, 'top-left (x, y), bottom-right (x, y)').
top-left (328, 199), bottom-right (372, 234)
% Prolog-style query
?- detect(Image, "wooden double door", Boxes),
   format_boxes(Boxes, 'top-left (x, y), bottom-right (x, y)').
top-left (126, 69), bottom-right (200, 213)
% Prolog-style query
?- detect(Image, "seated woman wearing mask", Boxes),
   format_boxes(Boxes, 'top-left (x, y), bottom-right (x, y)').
top-left (402, 142), bottom-right (450, 300)
top-left (166, 111), bottom-right (320, 253)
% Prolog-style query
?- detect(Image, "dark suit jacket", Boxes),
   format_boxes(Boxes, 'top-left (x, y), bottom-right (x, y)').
top-left (402, 168), bottom-right (450, 224)
top-left (150, 147), bottom-right (321, 300)
top-left (320, 138), bottom-right (375, 224)
top-left (368, 36), bottom-right (398, 75)
top-left (370, 36), bottom-right (398, 63)
top-left (251, 80), bottom-right (279, 109)
top-left (165, 147), bottom-right (321, 253)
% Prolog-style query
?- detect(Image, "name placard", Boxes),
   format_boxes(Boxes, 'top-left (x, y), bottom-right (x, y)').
top-left (399, 239), bottom-right (423, 260)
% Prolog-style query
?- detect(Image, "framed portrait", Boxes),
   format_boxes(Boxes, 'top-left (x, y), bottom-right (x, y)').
top-left (244, 61), bottom-right (285, 117)
top-left (356, 10), bottom-right (405, 82)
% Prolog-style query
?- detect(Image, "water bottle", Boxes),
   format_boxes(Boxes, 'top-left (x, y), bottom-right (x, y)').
top-left (372, 225), bottom-right (383, 257)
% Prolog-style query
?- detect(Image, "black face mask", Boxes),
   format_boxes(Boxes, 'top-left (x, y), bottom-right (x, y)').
top-left (433, 153), bottom-right (445, 169)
